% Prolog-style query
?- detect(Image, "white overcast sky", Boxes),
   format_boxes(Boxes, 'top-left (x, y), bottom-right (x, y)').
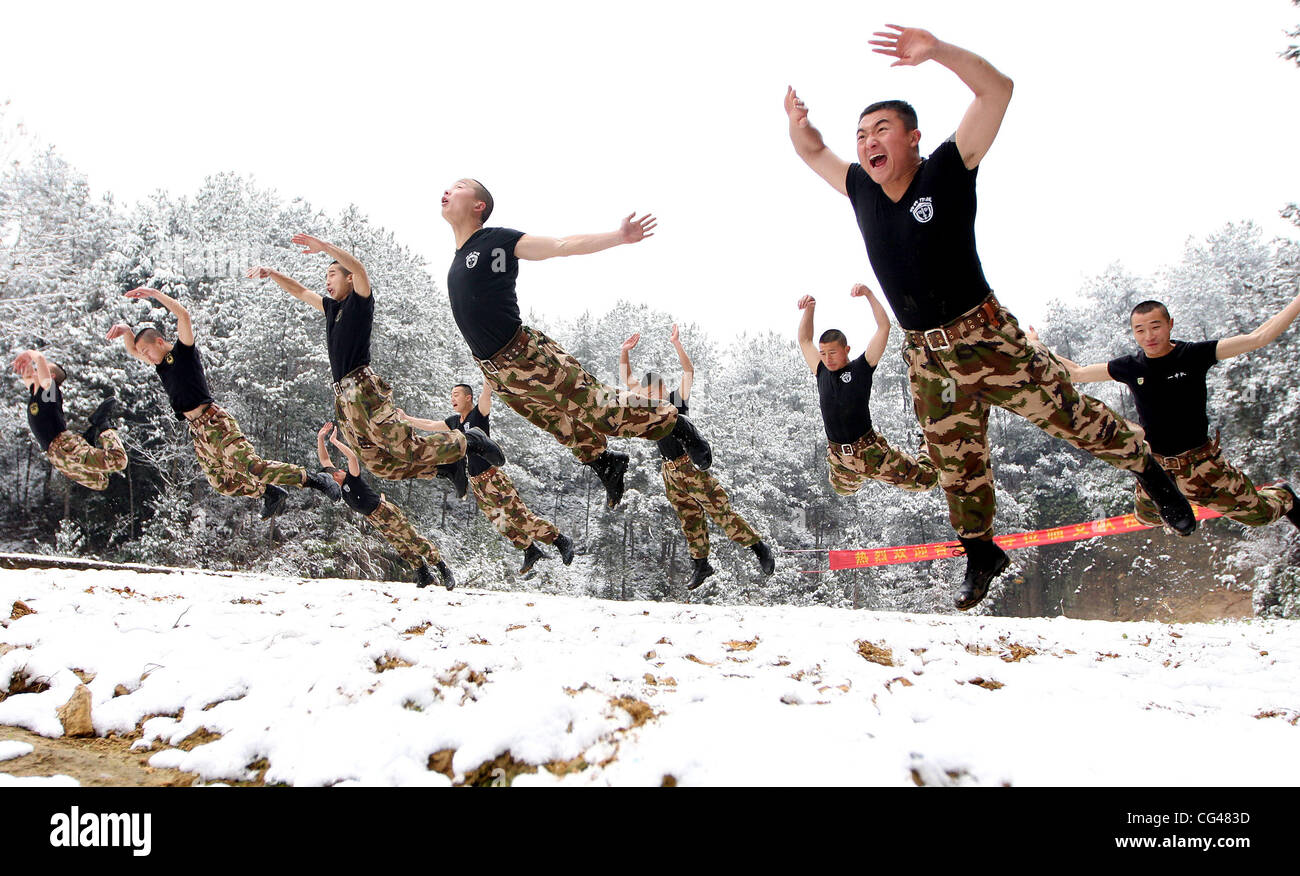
top-left (3, 0), bottom-right (1299, 342)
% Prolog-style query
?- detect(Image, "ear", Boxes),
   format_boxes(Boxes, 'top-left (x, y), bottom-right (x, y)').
top-left (910, 127), bottom-right (921, 149)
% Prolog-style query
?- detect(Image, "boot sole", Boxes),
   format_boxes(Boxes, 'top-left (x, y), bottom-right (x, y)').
top-left (954, 553), bottom-right (1010, 611)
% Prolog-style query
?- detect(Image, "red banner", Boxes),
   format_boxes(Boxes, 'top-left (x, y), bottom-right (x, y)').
top-left (826, 506), bottom-right (1224, 570)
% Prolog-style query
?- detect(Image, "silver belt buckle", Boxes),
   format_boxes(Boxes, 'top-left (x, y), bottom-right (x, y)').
top-left (478, 357), bottom-right (498, 375)
top-left (924, 328), bottom-right (951, 352)
top-left (840, 443), bottom-right (854, 455)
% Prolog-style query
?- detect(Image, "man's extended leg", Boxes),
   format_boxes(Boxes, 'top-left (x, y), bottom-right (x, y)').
top-left (366, 497), bottom-right (443, 569)
top-left (45, 429), bottom-right (128, 491)
top-left (190, 406), bottom-right (325, 499)
top-left (662, 462), bottom-right (711, 559)
top-left (335, 370), bottom-right (471, 479)
top-left (469, 466), bottom-right (562, 549)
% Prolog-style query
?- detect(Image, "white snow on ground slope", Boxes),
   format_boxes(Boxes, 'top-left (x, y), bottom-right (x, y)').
top-left (1, 565), bottom-right (1298, 786)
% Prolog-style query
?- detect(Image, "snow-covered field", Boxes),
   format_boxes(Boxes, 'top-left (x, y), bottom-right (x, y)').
top-left (1, 564), bottom-right (1297, 787)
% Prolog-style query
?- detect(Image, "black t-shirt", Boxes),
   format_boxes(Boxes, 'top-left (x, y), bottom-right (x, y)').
top-left (321, 290), bottom-right (375, 383)
top-left (447, 227), bottom-right (526, 360)
top-left (27, 382), bottom-right (67, 451)
top-left (155, 340), bottom-right (215, 420)
top-left (446, 407), bottom-right (492, 477)
top-left (1108, 339), bottom-right (1220, 457)
top-left (817, 354), bottom-right (876, 444)
top-left (845, 139), bottom-right (992, 330)
top-left (656, 390), bottom-right (689, 460)
top-left (339, 471), bottom-right (382, 516)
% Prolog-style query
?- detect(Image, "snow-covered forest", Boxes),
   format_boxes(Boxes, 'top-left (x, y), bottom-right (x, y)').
top-left (3, 106), bottom-right (1300, 621)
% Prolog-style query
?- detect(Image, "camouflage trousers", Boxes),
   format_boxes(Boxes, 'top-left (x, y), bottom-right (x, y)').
top-left (661, 455), bottom-right (760, 560)
top-left (480, 325), bottom-right (677, 464)
top-left (334, 367), bottom-right (467, 480)
top-left (470, 465), bottom-right (560, 550)
top-left (1134, 439), bottom-right (1292, 528)
top-left (904, 296), bottom-right (1148, 539)
top-left (46, 429), bottom-right (127, 491)
top-left (826, 431), bottom-right (939, 497)
top-left (366, 497), bottom-right (442, 569)
top-left (189, 405), bottom-right (307, 499)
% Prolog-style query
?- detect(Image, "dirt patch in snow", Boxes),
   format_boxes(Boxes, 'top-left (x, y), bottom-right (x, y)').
top-left (0, 724), bottom-right (200, 787)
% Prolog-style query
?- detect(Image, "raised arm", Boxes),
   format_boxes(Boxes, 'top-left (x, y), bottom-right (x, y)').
top-left (784, 87), bottom-right (851, 197)
top-left (1024, 325), bottom-right (1112, 384)
top-left (477, 377), bottom-right (492, 417)
top-left (670, 324), bottom-right (694, 402)
top-left (796, 296), bottom-right (821, 374)
top-left (317, 423), bottom-right (336, 469)
top-left (619, 333), bottom-right (642, 392)
top-left (869, 25), bottom-right (1013, 169)
top-left (125, 287), bottom-right (195, 346)
top-left (1215, 286), bottom-right (1300, 360)
top-left (12, 349), bottom-right (53, 390)
top-left (852, 284), bottom-right (891, 366)
top-left (515, 213), bottom-right (656, 261)
top-left (106, 323), bottom-right (148, 364)
top-left (290, 234), bottom-right (371, 298)
top-left (328, 428), bottom-right (362, 477)
top-left (396, 408), bottom-right (451, 432)
top-left (247, 265), bottom-right (324, 313)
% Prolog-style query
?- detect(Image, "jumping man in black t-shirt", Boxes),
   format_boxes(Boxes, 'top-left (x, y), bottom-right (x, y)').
top-left (440, 178), bottom-right (713, 510)
top-left (247, 235), bottom-right (503, 483)
top-left (316, 423), bottom-right (454, 589)
top-left (1042, 296), bottom-right (1300, 531)
top-left (621, 325), bottom-right (775, 590)
top-left (13, 348), bottom-right (127, 491)
top-left (107, 287), bottom-right (340, 519)
top-left (396, 378), bottom-right (575, 575)
top-left (784, 24), bottom-right (1195, 610)
top-left (796, 284), bottom-right (938, 498)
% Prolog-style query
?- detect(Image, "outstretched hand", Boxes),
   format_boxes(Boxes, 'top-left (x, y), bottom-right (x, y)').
top-left (618, 213), bottom-right (657, 244)
top-left (669, 324), bottom-right (681, 346)
top-left (784, 86), bottom-right (810, 128)
top-left (869, 24), bottom-right (939, 67)
top-left (124, 287), bottom-right (159, 301)
top-left (620, 333), bottom-right (641, 353)
top-left (318, 422), bottom-right (335, 438)
top-left (291, 233), bottom-right (329, 255)
top-left (247, 266), bottom-right (277, 280)
top-left (11, 350), bottom-right (34, 375)
top-left (797, 295), bottom-right (816, 310)
top-left (106, 324), bottom-right (132, 341)
top-left (850, 283), bottom-right (877, 300)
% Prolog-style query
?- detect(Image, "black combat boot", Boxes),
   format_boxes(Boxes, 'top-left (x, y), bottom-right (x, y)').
top-left (587, 451), bottom-right (630, 508)
top-left (304, 470), bottom-right (342, 501)
top-left (435, 560), bottom-right (456, 590)
top-left (437, 458), bottom-right (469, 500)
top-left (520, 542), bottom-right (549, 573)
top-left (954, 536), bottom-right (1010, 611)
top-left (463, 427), bottom-right (506, 467)
top-left (1280, 483), bottom-right (1300, 531)
top-left (260, 485), bottom-right (289, 520)
top-left (81, 397), bottom-right (121, 445)
top-left (751, 541), bottom-right (776, 576)
top-left (552, 533), bottom-right (576, 565)
top-left (1134, 457), bottom-right (1196, 536)
top-left (688, 556), bottom-right (715, 590)
top-left (669, 415), bottom-right (712, 470)
top-left (416, 564), bottom-right (435, 588)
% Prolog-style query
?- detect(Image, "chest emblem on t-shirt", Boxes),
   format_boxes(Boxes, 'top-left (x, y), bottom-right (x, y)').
top-left (840, 372), bottom-right (853, 384)
top-left (1169, 371), bottom-right (1188, 380)
top-left (29, 402), bottom-right (39, 416)
top-left (465, 251), bottom-right (480, 269)
top-left (164, 353), bottom-right (174, 365)
top-left (910, 197), bottom-right (933, 223)
top-left (334, 309), bottom-right (343, 324)
top-left (1136, 377), bottom-right (1145, 385)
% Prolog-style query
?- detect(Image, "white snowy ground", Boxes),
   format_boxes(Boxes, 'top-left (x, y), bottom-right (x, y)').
top-left (1, 565), bottom-right (1297, 787)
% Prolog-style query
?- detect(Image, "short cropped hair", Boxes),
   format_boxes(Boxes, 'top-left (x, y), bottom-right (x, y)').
top-left (453, 383), bottom-right (474, 398)
top-left (329, 259), bottom-right (353, 277)
top-left (469, 179), bottom-right (494, 224)
top-left (133, 326), bottom-right (164, 346)
top-left (860, 99), bottom-right (919, 132)
top-left (1130, 300), bottom-right (1171, 322)
top-left (819, 329), bottom-right (848, 347)
top-left (49, 363), bottom-right (67, 385)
